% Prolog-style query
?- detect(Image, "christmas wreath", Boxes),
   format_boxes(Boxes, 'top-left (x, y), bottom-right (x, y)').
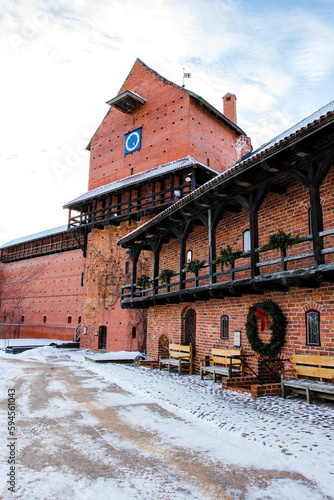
top-left (245, 300), bottom-right (287, 357)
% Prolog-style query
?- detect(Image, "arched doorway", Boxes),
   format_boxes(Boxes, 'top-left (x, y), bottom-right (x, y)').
top-left (99, 326), bottom-right (107, 350)
top-left (158, 334), bottom-right (169, 359)
top-left (184, 309), bottom-right (196, 354)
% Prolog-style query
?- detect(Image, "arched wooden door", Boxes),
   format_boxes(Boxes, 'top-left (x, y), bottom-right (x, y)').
top-left (99, 326), bottom-right (107, 350)
top-left (184, 309), bottom-right (196, 353)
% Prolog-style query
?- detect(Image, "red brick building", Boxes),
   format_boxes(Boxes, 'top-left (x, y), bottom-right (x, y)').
top-left (0, 59), bottom-right (250, 349)
top-left (118, 100), bottom-right (334, 392)
top-left (0, 226), bottom-right (84, 340)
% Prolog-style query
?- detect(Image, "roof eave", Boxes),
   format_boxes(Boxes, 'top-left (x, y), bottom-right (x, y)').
top-left (189, 92), bottom-right (246, 136)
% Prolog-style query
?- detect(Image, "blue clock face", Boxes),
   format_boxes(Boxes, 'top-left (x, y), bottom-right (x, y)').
top-left (124, 127), bottom-right (142, 155)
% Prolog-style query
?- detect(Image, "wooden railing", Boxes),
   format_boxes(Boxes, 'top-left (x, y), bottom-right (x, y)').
top-left (1, 238), bottom-right (83, 263)
top-left (120, 229), bottom-right (334, 303)
top-left (69, 182), bottom-right (192, 228)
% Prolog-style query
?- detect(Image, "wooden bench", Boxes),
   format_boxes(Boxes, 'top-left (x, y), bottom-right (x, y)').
top-left (281, 352), bottom-right (334, 403)
top-left (200, 347), bottom-right (244, 382)
top-left (159, 343), bottom-right (193, 375)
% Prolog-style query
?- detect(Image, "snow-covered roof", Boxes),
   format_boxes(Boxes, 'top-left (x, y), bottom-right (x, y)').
top-left (118, 100), bottom-right (334, 247)
top-left (64, 156), bottom-right (217, 209)
top-left (0, 225), bottom-right (69, 249)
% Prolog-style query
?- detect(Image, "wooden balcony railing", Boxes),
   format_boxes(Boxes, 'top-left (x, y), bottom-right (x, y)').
top-left (120, 229), bottom-right (334, 306)
top-left (68, 182), bottom-right (192, 228)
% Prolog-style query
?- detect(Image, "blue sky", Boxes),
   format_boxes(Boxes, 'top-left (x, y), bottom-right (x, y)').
top-left (0, 0), bottom-right (334, 245)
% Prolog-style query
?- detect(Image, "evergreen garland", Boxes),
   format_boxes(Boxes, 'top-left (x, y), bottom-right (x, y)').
top-left (262, 228), bottom-right (300, 252)
top-left (136, 274), bottom-right (151, 289)
top-left (245, 300), bottom-right (287, 357)
top-left (184, 259), bottom-right (206, 274)
top-left (159, 269), bottom-right (175, 284)
top-left (215, 245), bottom-right (242, 270)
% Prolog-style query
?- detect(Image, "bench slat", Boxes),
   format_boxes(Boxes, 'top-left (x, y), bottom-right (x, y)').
top-left (295, 365), bottom-right (334, 380)
top-left (294, 354), bottom-right (334, 367)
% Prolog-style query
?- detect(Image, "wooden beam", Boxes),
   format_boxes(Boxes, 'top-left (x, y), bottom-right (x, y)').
top-left (308, 160), bottom-right (325, 266)
top-left (314, 146), bottom-right (334, 187)
top-left (261, 161), bottom-right (279, 173)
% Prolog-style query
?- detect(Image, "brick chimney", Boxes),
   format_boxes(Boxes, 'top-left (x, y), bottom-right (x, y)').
top-left (223, 93), bottom-right (237, 124)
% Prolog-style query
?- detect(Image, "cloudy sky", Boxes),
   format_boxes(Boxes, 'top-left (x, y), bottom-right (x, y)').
top-left (1, 0), bottom-right (334, 245)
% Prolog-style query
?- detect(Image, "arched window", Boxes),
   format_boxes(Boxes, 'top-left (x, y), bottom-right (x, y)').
top-left (43, 315), bottom-right (47, 323)
top-left (220, 315), bottom-right (229, 339)
top-left (243, 230), bottom-right (251, 252)
top-left (67, 316), bottom-right (72, 324)
top-left (186, 249), bottom-right (193, 263)
top-left (131, 326), bottom-right (137, 339)
top-left (306, 310), bottom-right (320, 346)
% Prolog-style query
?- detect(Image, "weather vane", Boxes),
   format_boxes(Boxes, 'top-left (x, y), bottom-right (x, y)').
top-left (182, 68), bottom-right (191, 88)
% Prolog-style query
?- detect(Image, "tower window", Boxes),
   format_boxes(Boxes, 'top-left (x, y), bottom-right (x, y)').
top-left (43, 316), bottom-right (47, 323)
top-left (68, 316), bottom-right (72, 324)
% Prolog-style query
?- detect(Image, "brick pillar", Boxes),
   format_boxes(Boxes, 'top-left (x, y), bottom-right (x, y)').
top-left (223, 93), bottom-right (237, 124)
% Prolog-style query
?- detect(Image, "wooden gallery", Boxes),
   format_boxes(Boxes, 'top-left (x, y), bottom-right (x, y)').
top-left (1, 59), bottom-right (334, 398)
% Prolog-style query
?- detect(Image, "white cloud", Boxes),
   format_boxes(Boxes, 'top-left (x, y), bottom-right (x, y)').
top-left (0, 0), bottom-right (333, 244)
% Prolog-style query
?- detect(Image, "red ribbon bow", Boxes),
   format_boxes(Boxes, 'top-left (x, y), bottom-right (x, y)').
top-left (255, 307), bottom-right (266, 331)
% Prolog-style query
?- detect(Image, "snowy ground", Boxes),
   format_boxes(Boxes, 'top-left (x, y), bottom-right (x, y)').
top-left (0, 346), bottom-right (333, 499)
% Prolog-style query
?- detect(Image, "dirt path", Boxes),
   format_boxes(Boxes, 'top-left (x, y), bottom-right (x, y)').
top-left (0, 354), bottom-right (324, 499)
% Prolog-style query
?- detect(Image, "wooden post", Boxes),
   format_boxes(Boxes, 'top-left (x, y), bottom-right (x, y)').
top-left (249, 200), bottom-right (259, 277)
top-left (150, 236), bottom-right (164, 296)
top-left (308, 160), bottom-right (325, 266)
top-left (173, 221), bottom-right (192, 291)
top-left (208, 209), bottom-right (217, 285)
top-left (129, 247), bottom-right (141, 298)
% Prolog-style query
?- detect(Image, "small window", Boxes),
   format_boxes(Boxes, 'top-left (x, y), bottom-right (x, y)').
top-left (68, 316), bottom-right (72, 324)
top-left (306, 310), bottom-right (320, 345)
top-left (43, 316), bottom-right (47, 323)
top-left (220, 315), bottom-right (229, 339)
top-left (131, 326), bottom-right (136, 339)
top-left (81, 272), bottom-right (84, 287)
top-left (243, 230), bottom-right (251, 252)
top-left (78, 316), bottom-right (81, 324)
top-left (125, 261), bottom-right (130, 274)
top-left (21, 316), bottom-right (24, 323)
top-left (186, 249), bottom-right (193, 263)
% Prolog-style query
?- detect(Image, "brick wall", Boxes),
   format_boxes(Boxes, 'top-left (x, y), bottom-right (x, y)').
top-left (0, 250), bottom-right (84, 340)
top-left (143, 165), bottom-right (334, 372)
top-left (88, 59), bottom-right (248, 191)
top-left (146, 285), bottom-right (334, 374)
top-left (80, 221), bottom-right (149, 352)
